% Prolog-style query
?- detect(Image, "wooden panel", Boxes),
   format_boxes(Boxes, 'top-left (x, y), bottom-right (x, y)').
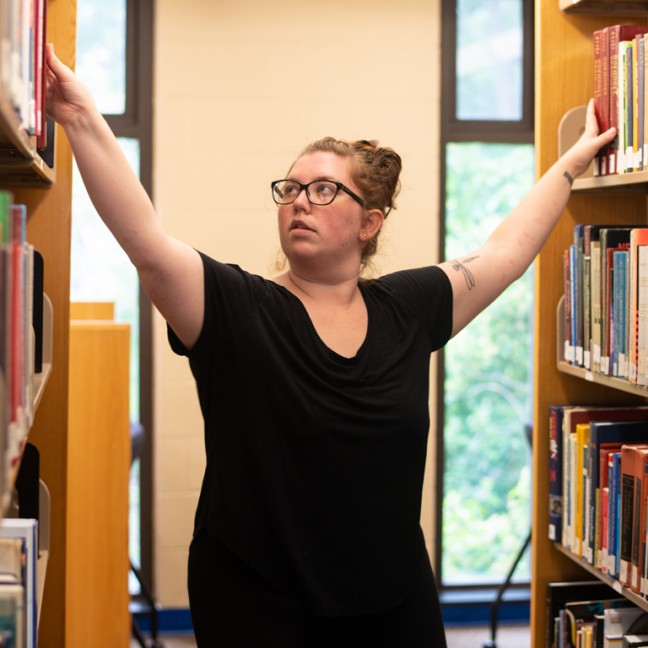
top-left (66, 321), bottom-right (130, 648)
top-left (532, 4), bottom-right (648, 647)
top-left (70, 302), bottom-right (115, 321)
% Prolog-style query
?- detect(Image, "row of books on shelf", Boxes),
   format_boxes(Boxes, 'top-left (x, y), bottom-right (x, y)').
top-left (0, 190), bottom-right (46, 505)
top-left (548, 579), bottom-right (648, 648)
top-left (593, 24), bottom-right (648, 176)
top-left (548, 405), bottom-right (648, 596)
top-left (562, 224), bottom-right (648, 385)
top-left (0, 0), bottom-right (48, 148)
top-left (0, 518), bottom-right (39, 648)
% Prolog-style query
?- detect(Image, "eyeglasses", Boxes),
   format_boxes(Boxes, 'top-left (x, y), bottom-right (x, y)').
top-left (271, 179), bottom-right (365, 208)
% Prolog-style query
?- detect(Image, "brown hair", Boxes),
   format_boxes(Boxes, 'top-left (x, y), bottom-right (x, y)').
top-left (296, 137), bottom-right (402, 264)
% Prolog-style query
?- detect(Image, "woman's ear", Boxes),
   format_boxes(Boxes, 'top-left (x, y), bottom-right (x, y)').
top-left (361, 209), bottom-right (384, 241)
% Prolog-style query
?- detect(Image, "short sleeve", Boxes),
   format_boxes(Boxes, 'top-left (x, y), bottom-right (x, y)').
top-left (377, 266), bottom-right (453, 351)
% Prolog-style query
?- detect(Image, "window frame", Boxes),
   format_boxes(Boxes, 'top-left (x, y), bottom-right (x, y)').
top-left (435, 0), bottom-right (535, 593)
top-left (100, 0), bottom-right (155, 590)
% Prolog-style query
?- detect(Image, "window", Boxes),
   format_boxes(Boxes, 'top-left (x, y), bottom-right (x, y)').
top-left (438, 0), bottom-right (534, 589)
top-left (72, 0), bottom-right (154, 588)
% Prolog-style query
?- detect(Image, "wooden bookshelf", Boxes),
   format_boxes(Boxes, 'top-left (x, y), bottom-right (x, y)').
top-left (67, 312), bottom-right (131, 648)
top-left (533, 3), bottom-right (648, 647)
top-left (560, 0), bottom-right (648, 15)
top-left (0, 85), bottom-right (54, 187)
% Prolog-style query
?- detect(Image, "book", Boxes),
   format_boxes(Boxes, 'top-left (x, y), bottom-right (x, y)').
top-left (550, 405), bottom-right (564, 543)
top-left (0, 519), bottom-right (38, 648)
top-left (623, 636), bottom-right (648, 648)
top-left (546, 580), bottom-right (623, 648)
top-left (604, 607), bottom-right (647, 647)
top-left (628, 230), bottom-right (648, 383)
top-left (0, 538), bottom-right (23, 584)
top-left (550, 406), bottom-right (648, 562)
top-left (609, 26), bottom-right (648, 174)
top-left (565, 597), bottom-right (636, 647)
top-left (610, 451), bottom-right (623, 577)
top-left (611, 249), bottom-right (629, 377)
top-left (601, 228), bottom-right (633, 374)
top-left (594, 27), bottom-right (606, 175)
top-left (0, 583), bottom-right (25, 648)
top-left (636, 34), bottom-right (645, 172)
top-left (639, 244), bottom-right (648, 386)
top-left (586, 416), bottom-right (648, 568)
top-left (619, 445), bottom-right (648, 590)
top-left (31, 249), bottom-right (42, 374)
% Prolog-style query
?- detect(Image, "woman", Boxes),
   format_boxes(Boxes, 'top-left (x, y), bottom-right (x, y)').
top-left (45, 44), bottom-right (616, 647)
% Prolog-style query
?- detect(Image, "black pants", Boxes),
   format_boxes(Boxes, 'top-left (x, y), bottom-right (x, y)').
top-left (187, 531), bottom-right (447, 647)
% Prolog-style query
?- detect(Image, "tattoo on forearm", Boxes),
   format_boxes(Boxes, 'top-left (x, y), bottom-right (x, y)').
top-left (563, 170), bottom-right (574, 186)
top-left (451, 256), bottom-right (479, 290)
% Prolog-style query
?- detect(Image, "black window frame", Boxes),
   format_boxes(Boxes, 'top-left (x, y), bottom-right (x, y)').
top-left (96, 0), bottom-right (155, 591)
top-left (435, 0), bottom-right (535, 594)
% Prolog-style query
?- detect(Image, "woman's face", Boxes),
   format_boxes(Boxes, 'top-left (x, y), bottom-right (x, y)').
top-left (277, 151), bottom-right (366, 272)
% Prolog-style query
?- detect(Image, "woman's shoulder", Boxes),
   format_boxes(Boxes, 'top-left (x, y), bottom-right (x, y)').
top-left (364, 265), bottom-right (450, 296)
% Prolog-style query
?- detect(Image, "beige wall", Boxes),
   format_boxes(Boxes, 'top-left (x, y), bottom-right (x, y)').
top-left (153, 0), bottom-right (442, 607)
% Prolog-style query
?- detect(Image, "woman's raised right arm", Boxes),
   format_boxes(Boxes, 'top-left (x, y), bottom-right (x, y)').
top-left (45, 45), bottom-right (204, 348)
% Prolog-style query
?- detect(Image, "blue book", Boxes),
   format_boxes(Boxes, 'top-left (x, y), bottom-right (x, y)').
top-left (569, 244), bottom-right (579, 365)
top-left (610, 451), bottom-right (623, 578)
top-left (611, 249), bottom-right (628, 377)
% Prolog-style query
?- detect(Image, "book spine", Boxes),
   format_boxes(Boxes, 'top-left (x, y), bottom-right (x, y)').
top-left (549, 406), bottom-right (564, 543)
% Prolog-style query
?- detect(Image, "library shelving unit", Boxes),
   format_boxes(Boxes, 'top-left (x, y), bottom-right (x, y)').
top-left (0, 0), bottom-right (124, 648)
top-left (532, 2), bottom-right (648, 647)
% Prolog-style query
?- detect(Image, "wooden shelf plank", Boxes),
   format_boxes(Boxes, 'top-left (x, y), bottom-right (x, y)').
top-left (554, 543), bottom-right (648, 612)
top-left (560, 0), bottom-right (648, 15)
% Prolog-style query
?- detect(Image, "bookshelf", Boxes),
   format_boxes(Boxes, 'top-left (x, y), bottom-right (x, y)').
top-left (559, 0), bottom-right (648, 16)
top-left (67, 308), bottom-right (130, 648)
top-left (532, 2), bottom-right (648, 646)
top-left (0, 0), bottom-right (77, 646)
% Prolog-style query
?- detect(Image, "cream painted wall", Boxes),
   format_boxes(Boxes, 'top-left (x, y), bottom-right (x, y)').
top-left (153, 0), bottom-right (442, 607)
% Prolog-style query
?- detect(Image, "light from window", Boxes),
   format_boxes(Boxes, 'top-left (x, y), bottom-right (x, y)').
top-left (76, 0), bottom-right (127, 114)
top-left (456, 0), bottom-right (523, 121)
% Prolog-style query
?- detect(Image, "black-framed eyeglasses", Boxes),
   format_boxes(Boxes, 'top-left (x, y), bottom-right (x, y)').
top-left (271, 179), bottom-right (365, 208)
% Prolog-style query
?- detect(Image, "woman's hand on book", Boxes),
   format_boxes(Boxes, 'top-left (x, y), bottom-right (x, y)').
top-left (45, 43), bottom-right (98, 128)
top-left (568, 98), bottom-right (617, 179)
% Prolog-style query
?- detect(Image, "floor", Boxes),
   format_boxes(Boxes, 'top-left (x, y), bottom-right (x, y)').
top-left (131, 623), bottom-right (530, 647)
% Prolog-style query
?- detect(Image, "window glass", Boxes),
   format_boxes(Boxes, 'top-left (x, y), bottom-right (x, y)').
top-left (76, 0), bottom-right (127, 114)
top-left (456, 0), bottom-right (523, 121)
top-left (70, 137), bottom-right (142, 571)
top-left (70, 138), bottom-right (141, 420)
top-left (443, 141), bottom-right (534, 584)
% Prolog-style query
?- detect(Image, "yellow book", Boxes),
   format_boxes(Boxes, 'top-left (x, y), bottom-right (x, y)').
top-left (575, 423), bottom-right (591, 556)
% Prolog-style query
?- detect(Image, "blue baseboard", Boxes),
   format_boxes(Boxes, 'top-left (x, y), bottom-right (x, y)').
top-left (134, 598), bottom-right (530, 636)
top-left (134, 608), bottom-right (194, 635)
top-left (440, 587), bottom-right (530, 627)
top-left (442, 601), bottom-right (530, 626)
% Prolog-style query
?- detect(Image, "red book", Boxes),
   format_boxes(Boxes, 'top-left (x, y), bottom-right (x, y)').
top-left (609, 25), bottom-right (648, 174)
top-left (620, 444), bottom-right (648, 592)
top-left (34, 0), bottom-right (47, 149)
top-left (594, 28), bottom-right (605, 175)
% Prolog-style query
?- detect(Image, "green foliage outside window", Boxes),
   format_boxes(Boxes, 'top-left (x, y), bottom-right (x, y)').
top-left (443, 142), bottom-right (534, 584)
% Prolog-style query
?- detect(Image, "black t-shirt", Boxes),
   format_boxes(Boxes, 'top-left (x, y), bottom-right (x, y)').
top-left (168, 252), bottom-right (453, 616)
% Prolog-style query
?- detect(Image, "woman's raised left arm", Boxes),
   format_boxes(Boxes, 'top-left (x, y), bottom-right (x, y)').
top-left (439, 98), bottom-right (616, 338)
